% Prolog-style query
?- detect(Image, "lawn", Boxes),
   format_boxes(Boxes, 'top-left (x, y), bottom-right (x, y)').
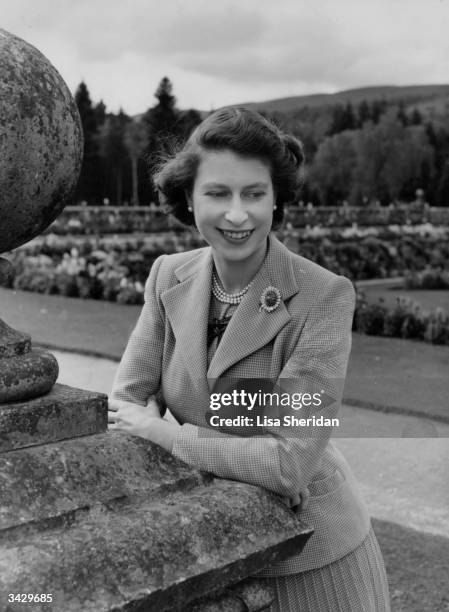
top-left (373, 518), bottom-right (449, 612)
top-left (346, 333), bottom-right (449, 423)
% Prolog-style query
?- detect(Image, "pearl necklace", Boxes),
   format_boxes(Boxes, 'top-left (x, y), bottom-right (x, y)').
top-left (212, 272), bottom-right (254, 304)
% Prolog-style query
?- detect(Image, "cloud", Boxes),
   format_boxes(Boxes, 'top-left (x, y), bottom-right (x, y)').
top-left (2, 0), bottom-right (449, 113)
top-left (173, 0), bottom-right (449, 89)
top-left (3, 1), bottom-right (266, 61)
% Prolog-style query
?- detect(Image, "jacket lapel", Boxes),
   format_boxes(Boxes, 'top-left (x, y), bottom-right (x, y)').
top-left (160, 248), bottom-right (213, 386)
top-left (207, 234), bottom-right (300, 380)
top-left (160, 234), bottom-right (302, 388)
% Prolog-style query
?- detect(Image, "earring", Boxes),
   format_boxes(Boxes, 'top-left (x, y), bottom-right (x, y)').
top-left (273, 205), bottom-right (277, 210)
top-left (188, 206), bottom-right (193, 212)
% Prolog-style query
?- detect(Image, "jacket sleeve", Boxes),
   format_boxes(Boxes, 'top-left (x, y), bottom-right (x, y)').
top-left (110, 255), bottom-right (166, 405)
top-left (171, 275), bottom-right (355, 499)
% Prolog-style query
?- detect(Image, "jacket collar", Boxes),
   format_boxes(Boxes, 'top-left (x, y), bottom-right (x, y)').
top-left (161, 233), bottom-right (301, 385)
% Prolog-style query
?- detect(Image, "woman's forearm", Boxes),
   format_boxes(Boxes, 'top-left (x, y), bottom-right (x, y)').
top-left (141, 417), bottom-right (180, 453)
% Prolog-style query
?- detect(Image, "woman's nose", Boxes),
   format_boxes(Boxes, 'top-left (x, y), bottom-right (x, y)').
top-left (224, 198), bottom-right (249, 225)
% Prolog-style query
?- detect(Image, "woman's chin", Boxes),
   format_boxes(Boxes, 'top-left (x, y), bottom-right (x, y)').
top-left (213, 241), bottom-right (268, 267)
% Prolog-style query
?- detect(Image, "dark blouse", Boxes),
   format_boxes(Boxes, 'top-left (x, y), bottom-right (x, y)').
top-left (207, 294), bottom-right (239, 363)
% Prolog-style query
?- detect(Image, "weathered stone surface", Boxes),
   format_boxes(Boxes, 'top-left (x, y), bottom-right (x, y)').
top-left (0, 347), bottom-right (58, 403)
top-left (0, 28), bottom-right (83, 253)
top-left (0, 317), bottom-right (31, 358)
top-left (0, 476), bottom-right (312, 612)
top-left (0, 257), bottom-right (14, 287)
top-left (0, 431), bottom-right (210, 531)
top-left (0, 383), bottom-right (106, 452)
top-left (0, 428), bottom-right (312, 611)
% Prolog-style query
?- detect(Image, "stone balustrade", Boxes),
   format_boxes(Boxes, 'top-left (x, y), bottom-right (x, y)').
top-left (0, 386), bottom-right (312, 611)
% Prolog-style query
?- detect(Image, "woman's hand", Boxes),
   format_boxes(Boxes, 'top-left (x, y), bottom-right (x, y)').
top-left (108, 396), bottom-right (162, 432)
top-left (108, 395), bottom-right (180, 453)
top-left (288, 488), bottom-right (310, 514)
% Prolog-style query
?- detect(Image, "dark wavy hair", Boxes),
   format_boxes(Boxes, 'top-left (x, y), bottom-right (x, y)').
top-left (153, 107), bottom-right (305, 228)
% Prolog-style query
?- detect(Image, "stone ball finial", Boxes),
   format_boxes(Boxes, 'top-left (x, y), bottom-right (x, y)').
top-left (0, 29), bottom-right (83, 403)
top-left (0, 28), bottom-right (83, 253)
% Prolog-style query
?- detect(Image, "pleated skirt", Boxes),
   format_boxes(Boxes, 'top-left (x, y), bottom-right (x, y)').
top-left (265, 526), bottom-right (391, 611)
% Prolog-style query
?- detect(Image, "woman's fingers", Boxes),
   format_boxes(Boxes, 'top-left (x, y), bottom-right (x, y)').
top-left (108, 398), bottom-right (131, 412)
top-left (106, 397), bottom-right (162, 435)
top-left (289, 488), bottom-right (310, 513)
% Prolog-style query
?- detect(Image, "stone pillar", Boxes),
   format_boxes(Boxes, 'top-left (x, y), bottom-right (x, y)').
top-left (0, 29), bottom-right (313, 611)
top-left (0, 27), bottom-right (83, 404)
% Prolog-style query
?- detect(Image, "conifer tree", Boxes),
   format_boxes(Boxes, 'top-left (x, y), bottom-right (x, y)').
top-left (74, 82), bottom-right (103, 203)
top-left (410, 108), bottom-right (423, 125)
top-left (436, 161), bottom-right (449, 206)
top-left (396, 101), bottom-right (408, 126)
top-left (142, 77), bottom-right (182, 202)
top-left (98, 110), bottom-right (131, 206)
top-left (357, 100), bottom-right (371, 128)
top-left (342, 102), bottom-right (356, 130)
top-left (144, 77), bottom-right (179, 153)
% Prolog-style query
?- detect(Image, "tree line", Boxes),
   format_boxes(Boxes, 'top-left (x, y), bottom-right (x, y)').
top-left (270, 99), bottom-right (449, 206)
top-left (74, 77), bottom-right (449, 207)
top-left (74, 77), bottom-right (202, 207)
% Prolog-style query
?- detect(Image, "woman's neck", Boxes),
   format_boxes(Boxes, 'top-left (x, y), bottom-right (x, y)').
top-left (212, 237), bottom-right (269, 294)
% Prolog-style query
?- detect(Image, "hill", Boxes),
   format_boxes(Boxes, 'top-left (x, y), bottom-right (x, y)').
top-left (133, 84), bottom-right (449, 122)
top-left (237, 84), bottom-right (449, 114)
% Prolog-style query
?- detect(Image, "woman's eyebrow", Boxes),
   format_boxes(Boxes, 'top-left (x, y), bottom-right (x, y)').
top-left (244, 182), bottom-right (270, 189)
top-left (201, 182), bottom-right (228, 189)
top-left (201, 182), bottom-right (269, 189)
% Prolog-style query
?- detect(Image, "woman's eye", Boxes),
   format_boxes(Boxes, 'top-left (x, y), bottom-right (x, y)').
top-left (206, 192), bottom-right (227, 198)
top-left (246, 192), bottom-right (266, 199)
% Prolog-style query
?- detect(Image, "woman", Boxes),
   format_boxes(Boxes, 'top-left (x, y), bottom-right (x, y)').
top-left (109, 107), bottom-right (390, 611)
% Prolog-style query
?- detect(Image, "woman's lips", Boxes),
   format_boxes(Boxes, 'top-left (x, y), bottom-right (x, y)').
top-left (218, 228), bottom-right (254, 242)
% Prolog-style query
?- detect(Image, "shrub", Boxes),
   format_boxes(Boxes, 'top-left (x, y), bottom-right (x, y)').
top-left (353, 293), bottom-right (449, 345)
top-left (423, 308), bottom-right (449, 345)
top-left (404, 267), bottom-right (449, 290)
top-left (353, 293), bottom-right (388, 336)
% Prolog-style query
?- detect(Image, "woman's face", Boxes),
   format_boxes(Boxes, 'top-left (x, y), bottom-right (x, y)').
top-left (188, 149), bottom-right (275, 266)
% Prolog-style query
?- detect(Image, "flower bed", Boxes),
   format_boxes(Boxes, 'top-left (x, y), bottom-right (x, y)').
top-left (285, 206), bottom-right (449, 228)
top-left (3, 226), bottom-right (449, 305)
top-left (353, 292), bottom-right (449, 345)
top-left (45, 207), bottom-right (180, 235)
top-left (278, 225), bottom-right (449, 280)
top-left (45, 205), bottom-right (449, 235)
top-left (5, 232), bottom-right (205, 304)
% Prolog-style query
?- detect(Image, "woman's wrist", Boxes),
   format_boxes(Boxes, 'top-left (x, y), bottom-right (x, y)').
top-left (142, 417), bottom-right (180, 453)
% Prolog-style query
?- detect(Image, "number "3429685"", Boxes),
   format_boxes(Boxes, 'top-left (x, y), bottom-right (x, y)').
top-left (8, 594), bottom-right (53, 603)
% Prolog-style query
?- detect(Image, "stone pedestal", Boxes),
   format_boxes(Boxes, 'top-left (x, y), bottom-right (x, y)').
top-left (0, 317), bottom-right (59, 404)
top-left (0, 388), bottom-right (313, 611)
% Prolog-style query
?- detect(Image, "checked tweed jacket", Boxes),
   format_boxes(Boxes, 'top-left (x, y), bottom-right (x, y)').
top-left (111, 233), bottom-right (371, 575)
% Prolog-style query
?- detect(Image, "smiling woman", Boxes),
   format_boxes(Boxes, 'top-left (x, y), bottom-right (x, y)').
top-left (187, 150), bottom-right (275, 293)
top-left (109, 107), bottom-right (391, 611)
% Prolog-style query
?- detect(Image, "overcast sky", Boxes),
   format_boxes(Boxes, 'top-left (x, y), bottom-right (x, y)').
top-left (3, 0), bottom-right (449, 115)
